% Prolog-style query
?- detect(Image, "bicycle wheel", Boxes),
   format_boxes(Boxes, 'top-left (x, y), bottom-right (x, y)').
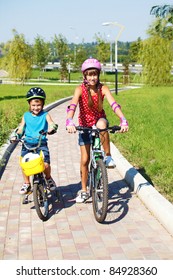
top-left (92, 159), bottom-right (108, 223)
top-left (33, 182), bottom-right (49, 221)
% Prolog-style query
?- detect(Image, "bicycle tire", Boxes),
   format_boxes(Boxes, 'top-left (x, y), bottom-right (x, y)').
top-left (92, 159), bottom-right (108, 223)
top-left (33, 182), bottom-right (49, 221)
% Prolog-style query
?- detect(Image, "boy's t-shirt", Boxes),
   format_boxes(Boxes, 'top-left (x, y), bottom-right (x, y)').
top-left (24, 110), bottom-right (48, 144)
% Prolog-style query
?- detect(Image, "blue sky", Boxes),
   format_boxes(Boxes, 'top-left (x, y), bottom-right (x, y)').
top-left (0, 0), bottom-right (168, 44)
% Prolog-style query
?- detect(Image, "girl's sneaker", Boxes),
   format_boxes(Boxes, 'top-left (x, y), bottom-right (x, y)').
top-left (76, 190), bottom-right (89, 203)
top-left (19, 183), bottom-right (31, 194)
top-left (105, 156), bottom-right (116, 168)
top-left (46, 177), bottom-right (56, 191)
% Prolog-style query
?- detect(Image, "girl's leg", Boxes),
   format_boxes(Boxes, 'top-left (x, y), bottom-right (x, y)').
top-left (80, 144), bottom-right (90, 192)
top-left (96, 118), bottom-right (111, 156)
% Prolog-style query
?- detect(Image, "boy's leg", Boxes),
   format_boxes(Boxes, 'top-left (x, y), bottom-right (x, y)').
top-left (19, 172), bottom-right (31, 194)
top-left (44, 163), bottom-right (56, 191)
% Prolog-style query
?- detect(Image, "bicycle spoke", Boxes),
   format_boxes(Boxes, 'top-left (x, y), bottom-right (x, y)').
top-left (92, 159), bottom-right (108, 223)
top-left (33, 183), bottom-right (49, 221)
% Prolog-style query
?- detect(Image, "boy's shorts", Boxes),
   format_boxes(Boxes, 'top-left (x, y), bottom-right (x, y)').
top-left (21, 142), bottom-right (50, 164)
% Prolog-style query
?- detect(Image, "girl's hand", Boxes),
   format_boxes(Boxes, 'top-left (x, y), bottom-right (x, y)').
top-left (120, 125), bottom-right (129, 133)
top-left (66, 118), bottom-right (76, 133)
top-left (66, 125), bottom-right (77, 133)
top-left (120, 117), bottom-right (129, 133)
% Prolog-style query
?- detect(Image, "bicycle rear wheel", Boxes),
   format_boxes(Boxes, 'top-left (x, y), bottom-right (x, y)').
top-left (33, 182), bottom-right (49, 221)
top-left (92, 159), bottom-right (108, 223)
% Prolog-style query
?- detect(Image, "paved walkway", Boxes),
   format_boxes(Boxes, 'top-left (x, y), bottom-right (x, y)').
top-left (1, 101), bottom-right (173, 260)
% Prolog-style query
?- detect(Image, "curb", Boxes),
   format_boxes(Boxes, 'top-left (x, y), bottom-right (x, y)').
top-left (110, 142), bottom-right (173, 237)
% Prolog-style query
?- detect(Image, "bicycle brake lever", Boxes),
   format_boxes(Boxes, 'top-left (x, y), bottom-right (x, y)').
top-left (48, 129), bottom-right (56, 135)
top-left (39, 129), bottom-right (46, 135)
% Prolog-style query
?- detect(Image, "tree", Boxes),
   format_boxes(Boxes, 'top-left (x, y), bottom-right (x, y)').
top-left (74, 43), bottom-right (87, 71)
top-left (129, 37), bottom-right (142, 64)
top-left (53, 34), bottom-right (69, 80)
top-left (149, 5), bottom-right (173, 40)
top-left (95, 33), bottom-right (110, 64)
top-left (2, 30), bottom-right (33, 84)
top-left (33, 35), bottom-right (50, 72)
top-left (139, 36), bottom-right (172, 86)
top-left (150, 5), bottom-right (173, 22)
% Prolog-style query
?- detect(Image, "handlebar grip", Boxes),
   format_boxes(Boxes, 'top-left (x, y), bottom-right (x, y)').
top-left (109, 126), bottom-right (121, 133)
top-left (48, 129), bottom-right (56, 135)
top-left (75, 126), bottom-right (90, 131)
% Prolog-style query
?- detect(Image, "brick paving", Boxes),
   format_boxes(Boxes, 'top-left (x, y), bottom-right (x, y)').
top-left (0, 100), bottom-right (173, 260)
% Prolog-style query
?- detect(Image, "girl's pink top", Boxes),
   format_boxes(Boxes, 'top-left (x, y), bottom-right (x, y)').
top-left (78, 83), bottom-right (106, 127)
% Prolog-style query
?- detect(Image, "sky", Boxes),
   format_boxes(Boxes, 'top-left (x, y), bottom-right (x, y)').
top-left (0, 0), bottom-right (169, 44)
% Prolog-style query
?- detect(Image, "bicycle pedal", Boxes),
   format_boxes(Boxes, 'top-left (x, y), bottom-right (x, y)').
top-left (22, 195), bottom-right (29, 204)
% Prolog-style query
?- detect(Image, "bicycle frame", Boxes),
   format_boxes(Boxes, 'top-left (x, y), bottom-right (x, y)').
top-left (91, 129), bottom-right (105, 168)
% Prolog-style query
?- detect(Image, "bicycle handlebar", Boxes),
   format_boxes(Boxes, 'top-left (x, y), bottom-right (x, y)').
top-left (10, 127), bottom-right (58, 151)
top-left (76, 125), bottom-right (121, 133)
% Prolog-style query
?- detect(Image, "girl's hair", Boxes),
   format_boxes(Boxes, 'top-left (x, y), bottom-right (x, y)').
top-left (83, 69), bottom-right (103, 112)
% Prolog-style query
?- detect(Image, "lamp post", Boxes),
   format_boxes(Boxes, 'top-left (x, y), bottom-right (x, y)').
top-left (102, 22), bottom-right (125, 94)
top-left (107, 34), bottom-right (113, 72)
top-left (69, 26), bottom-right (79, 63)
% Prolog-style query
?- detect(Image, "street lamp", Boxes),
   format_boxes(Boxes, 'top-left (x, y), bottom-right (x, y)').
top-left (69, 26), bottom-right (79, 83)
top-left (107, 34), bottom-right (113, 72)
top-left (69, 26), bottom-right (79, 63)
top-left (102, 21), bottom-right (125, 94)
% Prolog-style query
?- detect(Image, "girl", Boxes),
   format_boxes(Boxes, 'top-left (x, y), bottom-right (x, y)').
top-left (66, 58), bottom-right (128, 203)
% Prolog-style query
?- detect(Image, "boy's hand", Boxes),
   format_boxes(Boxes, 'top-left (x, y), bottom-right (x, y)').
top-left (10, 129), bottom-right (20, 143)
top-left (10, 135), bottom-right (19, 143)
top-left (48, 123), bottom-right (58, 135)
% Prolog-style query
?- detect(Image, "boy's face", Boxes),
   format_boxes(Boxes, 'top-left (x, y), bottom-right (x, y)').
top-left (29, 99), bottom-right (44, 115)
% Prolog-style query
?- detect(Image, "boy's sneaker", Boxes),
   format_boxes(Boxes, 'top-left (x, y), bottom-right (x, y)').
top-left (105, 156), bottom-right (116, 168)
top-left (19, 183), bottom-right (31, 195)
top-left (46, 177), bottom-right (56, 191)
top-left (76, 190), bottom-right (89, 203)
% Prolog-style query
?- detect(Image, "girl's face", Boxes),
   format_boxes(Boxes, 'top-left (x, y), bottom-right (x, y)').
top-left (29, 99), bottom-right (44, 115)
top-left (84, 69), bottom-right (99, 86)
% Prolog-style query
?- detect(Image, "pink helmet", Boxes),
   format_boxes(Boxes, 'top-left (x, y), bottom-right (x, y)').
top-left (81, 58), bottom-right (101, 72)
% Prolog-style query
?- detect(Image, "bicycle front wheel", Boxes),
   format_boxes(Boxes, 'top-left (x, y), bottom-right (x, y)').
top-left (92, 159), bottom-right (108, 223)
top-left (33, 182), bottom-right (49, 221)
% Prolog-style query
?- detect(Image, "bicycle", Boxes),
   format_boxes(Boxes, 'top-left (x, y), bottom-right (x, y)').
top-left (14, 129), bottom-right (59, 221)
top-left (76, 125), bottom-right (121, 223)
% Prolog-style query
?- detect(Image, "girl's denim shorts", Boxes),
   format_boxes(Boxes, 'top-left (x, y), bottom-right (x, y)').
top-left (78, 131), bottom-right (93, 146)
top-left (78, 118), bottom-right (109, 146)
top-left (21, 142), bottom-right (50, 164)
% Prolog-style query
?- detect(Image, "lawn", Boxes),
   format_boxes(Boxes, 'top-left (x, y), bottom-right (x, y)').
top-left (104, 86), bottom-right (173, 202)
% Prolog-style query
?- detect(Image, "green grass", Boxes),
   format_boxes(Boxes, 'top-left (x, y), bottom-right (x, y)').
top-left (0, 84), bottom-right (75, 145)
top-left (0, 83), bottom-right (173, 203)
top-left (30, 69), bottom-right (125, 85)
top-left (104, 86), bottom-right (173, 202)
